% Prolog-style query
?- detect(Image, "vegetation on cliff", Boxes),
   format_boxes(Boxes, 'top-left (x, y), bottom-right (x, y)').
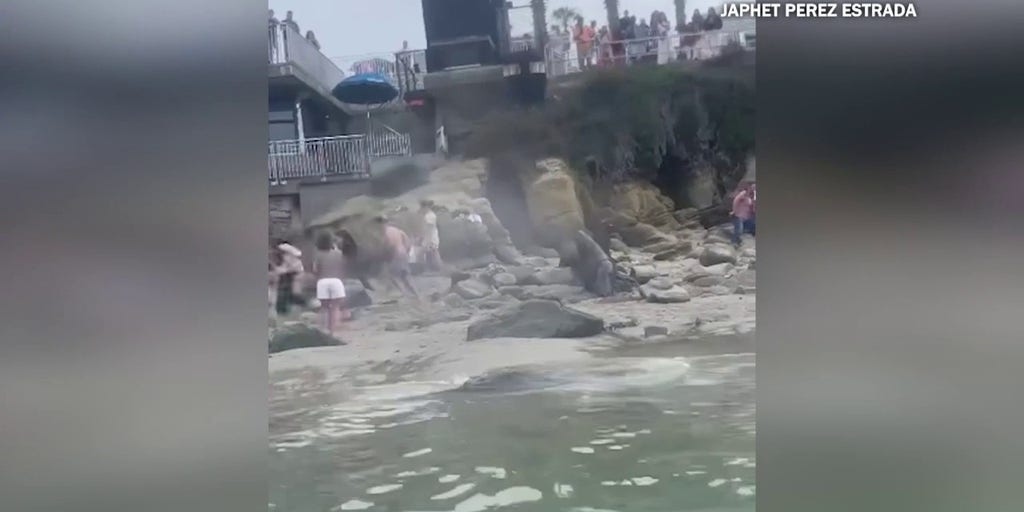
top-left (466, 58), bottom-right (754, 207)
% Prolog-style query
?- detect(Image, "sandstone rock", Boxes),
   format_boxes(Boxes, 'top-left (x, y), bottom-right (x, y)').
top-left (686, 168), bottom-right (717, 209)
top-left (474, 295), bottom-right (518, 310)
top-left (704, 262), bottom-right (734, 276)
top-left (494, 244), bottom-right (524, 265)
top-left (691, 275), bottom-right (725, 287)
top-left (443, 293), bottom-right (470, 309)
top-left (524, 267), bottom-right (578, 286)
top-left (646, 277), bottom-right (675, 290)
top-left (269, 323), bottom-right (344, 353)
top-left (498, 286), bottom-right (527, 300)
top-left (644, 326), bottom-right (670, 337)
top-left (438, 214), bottom-right (493, 263)
top-left (518, 284), bottom-right (593, 304)
top-left (609, 181), bottom-right (681, 231)
top-left (466, 300), bottom-right (604, 341)
top-left (653, 241), bottom-right (694, 261)
top-left (699, 245), bottom-right (738, 266)
top-left (630, 265), bottom-right (658, 284)
top-left (641, 286), bottom-right (691, 304)
top-left (492, 272), bottom-right (518, 287)
top-left (453, 278), bottom-right (493, 300)
top-left (642, 240), bottom-right (679, 254)
top-left (673, 208), bottom-right (700, 224)
top-left (523, 159), bottom-right (586, 246)
top-left (505, 266), bottom-right (537, 284)
top-left (523, 256), bottom-right (550, 267)
top-left (609, 238), bottom-right (630, 253)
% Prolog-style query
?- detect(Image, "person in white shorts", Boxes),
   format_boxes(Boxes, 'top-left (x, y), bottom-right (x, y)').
top-left (312, 232), bottom-right (347, 336)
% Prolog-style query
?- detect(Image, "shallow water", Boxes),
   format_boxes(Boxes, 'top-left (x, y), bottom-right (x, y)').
top-left (270, 340), bottom-right (754, 512)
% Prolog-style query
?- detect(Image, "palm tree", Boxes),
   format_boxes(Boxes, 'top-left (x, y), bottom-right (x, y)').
top-left (552, 6), bottom-right (581, 31)
top-left (674, 0), bottom-right (687, 32)
top-left (604, 0), bottom-right (619, 34)
top-left (531, 0), bottom-right (547, 53)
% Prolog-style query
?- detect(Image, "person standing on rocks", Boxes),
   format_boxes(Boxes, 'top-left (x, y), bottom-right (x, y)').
top-left (418, 200), bottom-right (443, 272)
top-left (272, 241), bottom-right (305, 316)
top-left (378, 216), bottom-right (419, 298)
top-left (312, 232), bottom-right (347, 336)
top-left (731, 182), bottom-right (756, 246)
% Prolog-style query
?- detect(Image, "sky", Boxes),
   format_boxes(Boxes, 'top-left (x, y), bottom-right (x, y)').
top-left (269, 0), bottom-right (725, 59)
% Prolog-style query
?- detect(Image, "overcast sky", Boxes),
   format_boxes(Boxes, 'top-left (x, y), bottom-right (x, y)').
top-left (269, 0), bottom-right (725, 58)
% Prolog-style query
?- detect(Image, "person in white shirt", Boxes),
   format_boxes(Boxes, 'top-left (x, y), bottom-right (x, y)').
top-left (419, 200), bottom-right (443, 271)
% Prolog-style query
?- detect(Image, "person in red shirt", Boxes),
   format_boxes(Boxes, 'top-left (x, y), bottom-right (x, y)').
top-left (572, 17), bottom-right (595, 70)
top-left (731, 182), bottom-right (756, 246)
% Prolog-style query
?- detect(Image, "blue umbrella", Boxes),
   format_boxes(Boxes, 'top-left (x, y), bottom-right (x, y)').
top-left (331, 72), bottom-right (398, 105)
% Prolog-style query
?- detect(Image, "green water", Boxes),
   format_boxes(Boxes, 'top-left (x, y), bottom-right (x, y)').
top-left (270, 343), bottom-right (754, 512)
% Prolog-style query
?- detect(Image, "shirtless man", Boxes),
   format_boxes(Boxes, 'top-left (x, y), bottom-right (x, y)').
top-left (378, 216), bottom-right (419, 298)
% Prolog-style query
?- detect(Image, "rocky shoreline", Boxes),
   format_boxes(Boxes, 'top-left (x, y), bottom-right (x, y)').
top-left (269, 157), bottom-right (755, 386)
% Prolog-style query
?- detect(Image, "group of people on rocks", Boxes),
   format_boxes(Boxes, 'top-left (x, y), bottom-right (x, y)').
top-left (268, 9), bottom-right (320, 55)
top-left (546, 6), bottom-right (728, 70)
top-left (268, 201), bottom-right (452, 336)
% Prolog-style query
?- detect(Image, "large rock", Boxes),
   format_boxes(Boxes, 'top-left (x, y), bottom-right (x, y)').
top-left (641, 286), bottom-right (692, 304)
top-left (518, 284), bottom-right (594, 304)
top-left (492, 272), bottom-right (518, 287)
top-left (609, 181), bottom-right (681, 231)
top-left (699, 245), bottom-right (738, 266)
top-left (466, 300), bottom-right (604, 341)
top-left (522, 159), bottom-right (586, 246)
top-left (505, 266), bottom-right (537, 284)
top-left (453, 278), bottom-right (493, 300)
top-left (646, 277), bottom-right (675, 290)
top-left (269, 323), bottom-right (344, 354)
top-left (652, 241), bottom-right (694, 261)
top-left (630, 265), bottom-right (658, 284)
top-left (524, 267), bottom-right (578, 286)
top-left (494, 244), bottom-right (523, 265)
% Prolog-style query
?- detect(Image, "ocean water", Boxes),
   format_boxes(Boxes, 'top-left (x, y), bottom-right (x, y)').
top-left (270, 339), bottom-right (754, 512)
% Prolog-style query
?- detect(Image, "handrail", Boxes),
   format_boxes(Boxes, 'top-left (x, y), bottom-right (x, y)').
top-left (268, 133), bottom-right (412, 184)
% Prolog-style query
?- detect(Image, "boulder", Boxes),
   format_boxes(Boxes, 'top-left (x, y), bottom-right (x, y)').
top-left (453, 278), bottom-right (493, 300)
top-left (699, 245), bottom-right (738, 266)
top-left (492, 272), bottom-right (518, 287)
top-left (522, 159), bottom-right (586, 246)
top-left (673, 208), bottom-right (700, 224)
top-left (646, 277), bottom-right (676, 290)
top-left (517, 284), bottom-right (593, 304)
top-left (609, 181), bottom-right (681, 231)
top-left (704, 262), bottom-right (734, 276)
top-left (522, 256), bottom-right (550, 267)
top-left (442, 293), bottom-right (470, 309)
top-left (644, 326), bottom-right (670, 338)
top-left (524, 267), bottom-right (578, 286)
top-left (609, 238), bottom-right (630, 253)
top-left (494, 244), bottom-right (523, 265)
top-left (505, 266), bottom-right (537, 284)
top-left (641, 286), bottom-right (692, 304)
top-left (368, 154), bottom-right (435, 197)
top-left (474, 295), bottom-right (518, 310)
top-left (653, 242), bottom-right (694, 261)
top-left (466, 300), bottom-right (604, 341)
top-left (269, 323), bottom-right (344, 354)
top-left (691, 275), bottom-right (725, 287)
top-left (498, 286), bottom-right (527, 300)
top-left (630, 265), bottom-right (658, 284)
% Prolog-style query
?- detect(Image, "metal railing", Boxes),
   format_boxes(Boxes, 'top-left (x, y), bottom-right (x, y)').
top-left (394, 49), bottom-right (426, 97)
top-left (545, 29), bottom-right (754, 78)
top-left (268, 23), bottom-right (346, 94)
top-left (268, 131), bottom-right (412, 184)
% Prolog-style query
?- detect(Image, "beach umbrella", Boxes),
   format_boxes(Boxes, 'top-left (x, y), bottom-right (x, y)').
top-left (331, 72), bottom-right (398, 106)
